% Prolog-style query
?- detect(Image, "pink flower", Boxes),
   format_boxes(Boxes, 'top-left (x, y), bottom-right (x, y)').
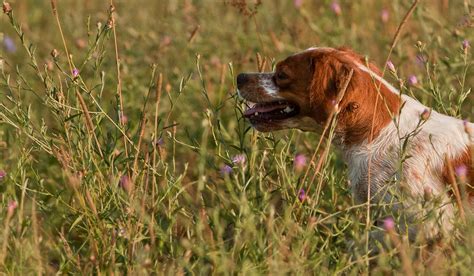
top-left (455, 165), bottom-right (468, 182)
top-left (294, 154), bottom-right (307, 172)
top-left (293, 0), bottom-right (303, 8)
top-left (462, 39), bottom-right (470, 50)
top-left (232, 154), bottom-right (246, 165)
top-left (119, 175), bottom-right (132, 194)
top-left (386, 60), bottom-right (395, 72)
top-left (298, 188), bottom-right (306, 202)
top-left (0, 170), bottom-right (6, 181)
top-left (330, 2), bottom-right (341, 16)
top-left (380, 9), bottom-right (389, 23)
top-left (415, 54), bottom-right (427, 66)
top-left (120, 115), bottom-right (128, 125)
top-left (408, 75), bottom-right (418, 86)
top-left (383, 217), bottom-right (395, 231)
top-left (7, 200), bottom-right (17, 215)
top-left (72, 68), bottom-right (79, 78)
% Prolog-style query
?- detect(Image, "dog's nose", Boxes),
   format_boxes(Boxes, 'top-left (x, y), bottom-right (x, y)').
top-left (236, 73), bottom-right (249, 89)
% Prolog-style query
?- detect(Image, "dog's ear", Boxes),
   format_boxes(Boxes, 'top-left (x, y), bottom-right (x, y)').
top-left (308, 56), bottom-right (333, 108)
top-left (309, 56), bottom-right (354, 107)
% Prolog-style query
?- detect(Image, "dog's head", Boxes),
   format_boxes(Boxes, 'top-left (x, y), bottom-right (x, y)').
top-left (237, 47), bottom-right (400, 144)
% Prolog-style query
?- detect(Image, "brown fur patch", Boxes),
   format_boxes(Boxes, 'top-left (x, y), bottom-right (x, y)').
top-left (442, 148), bottom-right (474, 203)
top-left (305, 48), bottom-right (401, 145)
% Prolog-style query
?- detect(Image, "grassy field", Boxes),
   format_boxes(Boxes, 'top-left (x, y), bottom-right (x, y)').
top-left (0, 0), bottom-right (473, 274)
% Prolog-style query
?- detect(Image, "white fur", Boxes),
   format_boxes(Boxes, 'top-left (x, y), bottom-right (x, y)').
top-left (259, 77), bottom-right (279, 96)
top-left (344, 67), bottom-right (473, 236)
top-left (356, 63), bottom-right (400, 94)
top-left (304, 46), bottom-right (334, 53)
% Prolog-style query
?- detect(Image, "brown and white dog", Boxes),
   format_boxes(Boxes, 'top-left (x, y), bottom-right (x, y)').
top-left (237, 47), bottom-right (473, 239)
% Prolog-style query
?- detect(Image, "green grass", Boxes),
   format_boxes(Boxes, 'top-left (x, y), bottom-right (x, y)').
top-left (0, 0), bottom-right (472, 274)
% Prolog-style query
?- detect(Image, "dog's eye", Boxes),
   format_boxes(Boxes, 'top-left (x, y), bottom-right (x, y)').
top-left (276, 71), bottom-right (289, 81)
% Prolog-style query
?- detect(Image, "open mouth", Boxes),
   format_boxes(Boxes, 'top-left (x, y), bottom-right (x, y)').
top-left (243, 100), bottom-right (300, 123)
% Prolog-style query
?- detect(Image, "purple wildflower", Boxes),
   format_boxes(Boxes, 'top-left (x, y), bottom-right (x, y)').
top-left (330, 2), bottom-right (341, 16)
top-left (232, 154), bottom-right (246, 165)
top-left (294, 154), bottom-right (307, 172)
top-left (72, 68), bottom-right (79, 78)
top-left (455, 165), bottom-right (468, 182)
top-left (120, 115), bottom-right (128, 125)
top-left (119, 175), bottom-right (132, 194)
top-left (380, 9), bottom-right (389, 23)
top-left (415, 54), bottom-right (427, 67)
top-left (220, 165), bottom-right (233, 176)
top-left (386, 60), bottom-right (395, 72)
top-left (0, 170), bottom-right (6, 181)
top-left (298, 188), bottom-right (306, 202)
top-left (155, 137), bottom-right (164, 147)
top-left (7, 200), bottom-right (17, 215)
top-left (408, 75), bottom-right (418, 86)
top-left (462, 39), bottom-right (470, 50)
top-left (3, 35), bottom-right (16, 53)
top-left (383, 217), bottom-right (395, 231)
top-left (293, 0), bottom-right (303, 8)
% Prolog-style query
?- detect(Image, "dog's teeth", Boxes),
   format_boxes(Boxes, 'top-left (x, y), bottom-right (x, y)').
top-left (283, 106), bottom-right (294, 113)
top-left (255, 112), bottom-right (259, 116)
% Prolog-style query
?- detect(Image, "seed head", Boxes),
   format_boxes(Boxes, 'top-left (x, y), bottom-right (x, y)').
top-left (106, 18), bottom-right (114, 29)
top-left (51, 49), bottom-right (59, 58)
top-left (3, 2), bottom-right (12, 14)
top-left (420, 109), bottom-right (430, 121)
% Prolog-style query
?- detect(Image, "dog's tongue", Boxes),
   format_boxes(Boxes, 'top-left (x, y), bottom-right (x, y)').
top-left (244, 102), bottom-right (288, 117)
